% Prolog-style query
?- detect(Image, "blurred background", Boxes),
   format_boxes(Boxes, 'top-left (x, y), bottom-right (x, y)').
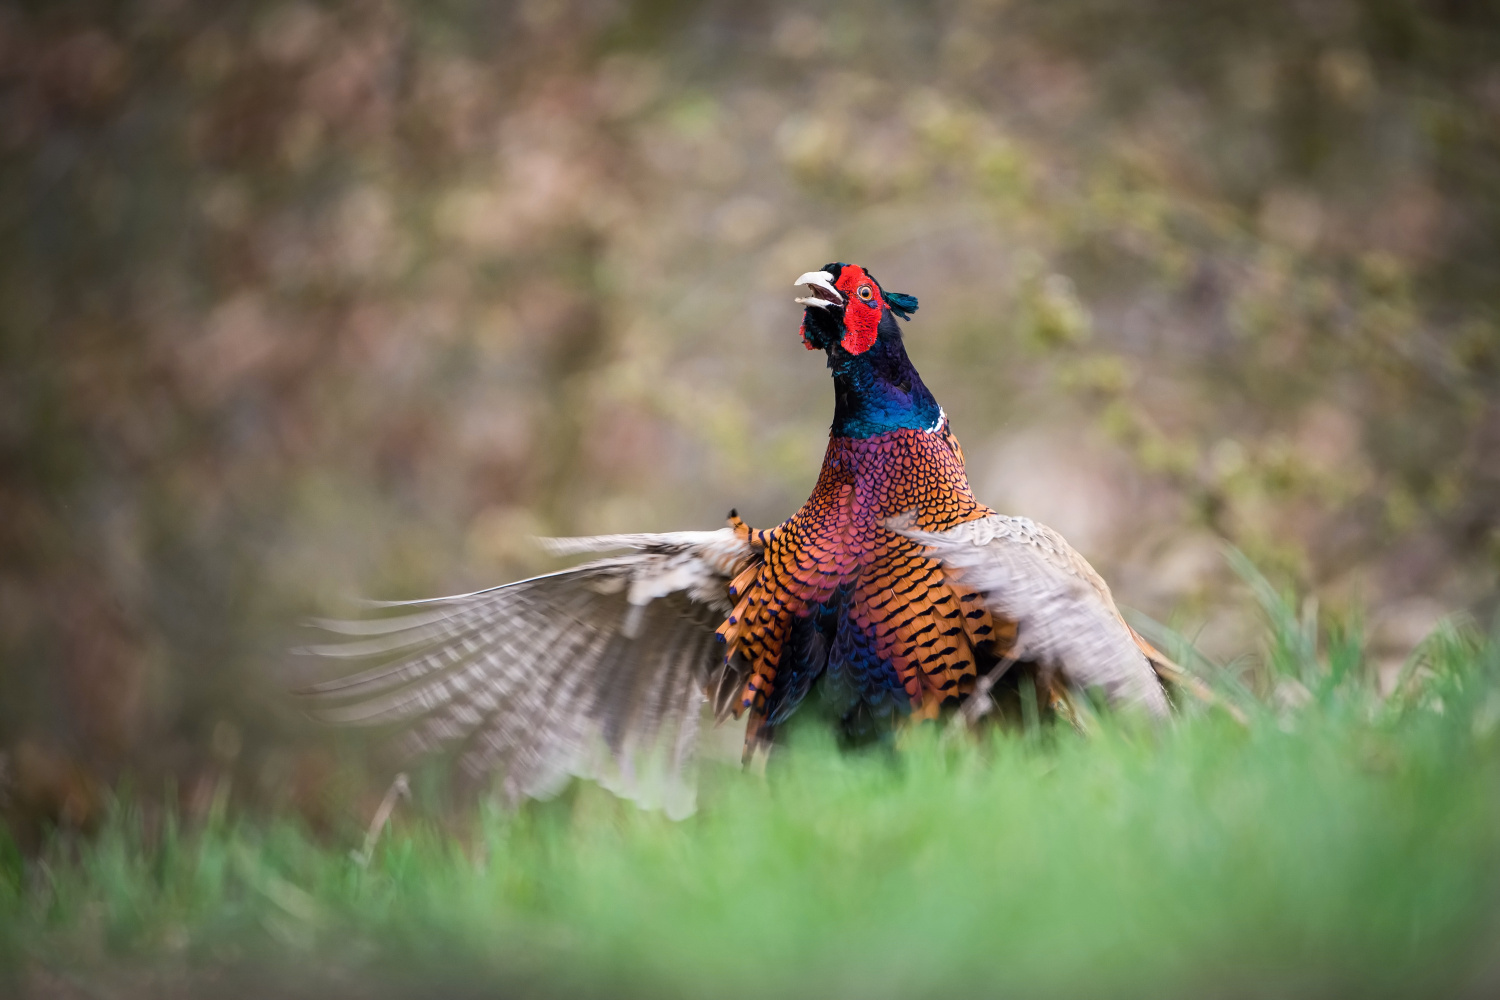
top-left (1, 0), bottom-right (1497, 827)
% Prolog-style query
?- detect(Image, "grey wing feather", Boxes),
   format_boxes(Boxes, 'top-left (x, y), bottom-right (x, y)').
top-left (297, 527), bottom-right (753, 818)
top-left (891, 513), bottom-right (1169, 716)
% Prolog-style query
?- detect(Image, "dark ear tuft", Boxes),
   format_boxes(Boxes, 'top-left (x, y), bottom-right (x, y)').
top-left (886, 291), bottom-right (919, 320)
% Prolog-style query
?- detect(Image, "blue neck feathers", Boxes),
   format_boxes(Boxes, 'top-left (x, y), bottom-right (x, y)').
top-left (828, 317), bottom-right (942, 439)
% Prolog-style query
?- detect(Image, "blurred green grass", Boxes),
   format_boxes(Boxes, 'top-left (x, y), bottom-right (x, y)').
top-left (5, 585), bottom-right (1500, 999)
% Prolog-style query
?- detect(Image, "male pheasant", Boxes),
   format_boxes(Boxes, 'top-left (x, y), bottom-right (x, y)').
top-left (302, 263), bottom-right (1182, 816)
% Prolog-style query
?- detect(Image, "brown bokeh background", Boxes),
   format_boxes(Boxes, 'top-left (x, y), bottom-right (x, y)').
top-left (2, 0), bottom-right (1497, 819)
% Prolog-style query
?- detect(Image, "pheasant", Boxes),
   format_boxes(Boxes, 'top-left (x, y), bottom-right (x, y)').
top-left (301, 263), bottom-right (1190, 816)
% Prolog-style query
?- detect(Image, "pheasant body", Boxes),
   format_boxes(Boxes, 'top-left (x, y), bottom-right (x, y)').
top-left (723, 425), bottom-right (1013, 738)
top-left (302, 261), bottom-right (1174, 814)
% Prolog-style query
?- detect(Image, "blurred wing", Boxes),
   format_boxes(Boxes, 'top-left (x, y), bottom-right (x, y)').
top-left (891, 514), bottom-right (1169, 716)
top-left (296, 528), bottom-right (755, 818)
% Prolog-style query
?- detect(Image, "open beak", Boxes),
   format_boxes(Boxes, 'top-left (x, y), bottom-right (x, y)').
top-left (794, 270), bottom-right (843, 310)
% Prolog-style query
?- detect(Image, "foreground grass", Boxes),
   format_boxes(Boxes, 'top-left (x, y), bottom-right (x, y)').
top-left (4, 609), bottom-right (1500, 997)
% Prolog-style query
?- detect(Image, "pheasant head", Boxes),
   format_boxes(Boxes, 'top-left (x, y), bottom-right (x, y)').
top-left (795, 262), bottom-right (919, 356)
top-left (794, 263), bottom-right (939, 439)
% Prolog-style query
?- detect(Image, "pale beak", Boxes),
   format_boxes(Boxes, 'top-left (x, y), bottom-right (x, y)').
top-left (794, 270), bottom-right (843, 309)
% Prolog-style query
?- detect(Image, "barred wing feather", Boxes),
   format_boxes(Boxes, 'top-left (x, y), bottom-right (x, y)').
top-left (297, 528), bottom-right (754, 818)
top-left (892, 513), bottom-right (1169, 716)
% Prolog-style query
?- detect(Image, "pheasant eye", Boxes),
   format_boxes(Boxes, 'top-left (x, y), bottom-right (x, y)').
top-left (858, 285), bottom-right (874, 301)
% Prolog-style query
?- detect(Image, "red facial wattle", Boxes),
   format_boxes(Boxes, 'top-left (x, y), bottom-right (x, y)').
top-left (834, 265), bottom-right (882, 354)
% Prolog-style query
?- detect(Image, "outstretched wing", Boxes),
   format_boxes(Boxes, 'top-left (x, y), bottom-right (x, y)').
top-left (891, 514), bottom-right (1169, 716)
top-left (296, 528), bottom-right (755, 818)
